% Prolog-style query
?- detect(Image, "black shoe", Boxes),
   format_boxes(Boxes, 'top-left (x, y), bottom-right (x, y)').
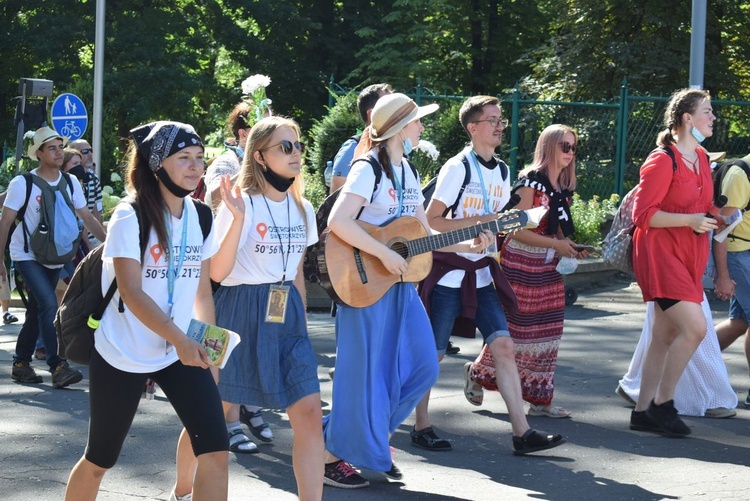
top-left (512, 429), bottom-right (565, 455)
top-left (51, 361), bottom-right (83, 389)
top-left (11, 361), bottom-right (43, 384)
top-left (744, 389), bottom-right (750, 409)
top-left (385, 462), bottom-right (402, 480)
top-left (645, 399), bottom-right (690, 437)
top-left (323, 460), bottom-right (369, 489)
top-left (410, 426), bottom-right (452, 451)
top-left (446, 341), bottom-right (460, 355)
top-left (629, 410), bottom-right (661, 433)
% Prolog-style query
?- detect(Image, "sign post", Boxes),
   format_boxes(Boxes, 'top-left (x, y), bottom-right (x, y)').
top-left (50, 93), bottom-right (88, 141)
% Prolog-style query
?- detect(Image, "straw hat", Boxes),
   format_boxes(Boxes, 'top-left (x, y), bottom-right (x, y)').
top-left (27, 126), bottom-right (67, 159)
top-left (369, 93), bottom-right (438, 141)
top-left (708, 151), bottom-right (727, 163)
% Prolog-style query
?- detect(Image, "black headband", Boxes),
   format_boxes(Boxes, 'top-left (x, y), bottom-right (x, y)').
top-left (130, 121), bottom-right (204, 172)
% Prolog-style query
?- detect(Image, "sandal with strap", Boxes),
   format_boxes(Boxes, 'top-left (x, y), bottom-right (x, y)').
top-left (410, 426), bottom-right (452, 451)
top-left (463, 362), bottom-right (483, 406)
top-left (528, 404), bottom-right (571, 419)
top-left (239, 406), bottom-right (273, 443)
top-left (228, 428), bottom-right (259, 453)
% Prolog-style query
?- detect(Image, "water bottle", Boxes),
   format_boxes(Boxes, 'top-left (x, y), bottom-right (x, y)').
top-left (324, 160), bottom-right (333, 188)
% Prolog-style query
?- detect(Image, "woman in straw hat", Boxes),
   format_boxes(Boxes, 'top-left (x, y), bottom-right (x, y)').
top-left (321, 93), bottom-right (494, 488)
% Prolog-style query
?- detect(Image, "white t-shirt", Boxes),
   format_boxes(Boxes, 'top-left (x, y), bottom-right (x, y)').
top-left (432, 146), bottom-right (511, 288)
top-left (95, 200), bottom-right (219, 373)
top-left (214, 192), bottom-right (317, 286)
top-left (343, 154), bottom-right (424, 226)
top-left (3, 170), bottom-right (87, 267)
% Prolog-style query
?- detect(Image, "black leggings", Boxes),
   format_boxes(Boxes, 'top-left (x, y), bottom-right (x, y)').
top-left (85, 349), bottom-right (229, 469)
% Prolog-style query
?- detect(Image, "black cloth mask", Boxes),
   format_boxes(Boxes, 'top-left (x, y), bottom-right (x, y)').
top-left (262, 165), bottom-right (294, 192)
top-left (156, 167), bottom-right (193, 198)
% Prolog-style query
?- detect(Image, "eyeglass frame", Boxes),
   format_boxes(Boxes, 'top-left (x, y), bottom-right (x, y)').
top-left (471, 117), bottom-right (508, 128)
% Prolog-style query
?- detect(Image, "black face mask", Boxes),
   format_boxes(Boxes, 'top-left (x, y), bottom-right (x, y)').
top-left (262, 165), bottom-right (294, 192)
top-left (67, 165), bottom-right (86, 181)
top-left (156, 167), bottom-right (193, 198)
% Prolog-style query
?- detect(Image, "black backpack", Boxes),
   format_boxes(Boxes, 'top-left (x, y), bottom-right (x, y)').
top-left (712, 158), bottom-right (750, 210)
top-left (303, 156), bottom-right (418, 284)
top-left (421, 153), bottom-right (509, 215)
top-left (54, 199), bottom-right (213, 365)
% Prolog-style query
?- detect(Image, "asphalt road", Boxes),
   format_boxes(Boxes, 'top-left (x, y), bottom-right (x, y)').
top-left (1, 276), bottom-right (749, 500)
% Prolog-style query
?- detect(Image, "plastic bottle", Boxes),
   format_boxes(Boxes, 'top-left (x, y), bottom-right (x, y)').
top-left (324, 160), bottom-right (333, 188)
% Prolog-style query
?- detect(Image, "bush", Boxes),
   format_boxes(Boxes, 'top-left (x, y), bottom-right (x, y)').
top-left (305, 92), bottom-right (361, 208)
top-left (570, 193), bottom-right (619, 249)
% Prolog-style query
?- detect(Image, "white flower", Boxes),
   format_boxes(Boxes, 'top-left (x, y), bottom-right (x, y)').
top-left (102, 185), bottom-right (114, 195)
top-left (24, 130), bottom-right (35, 139)
top-left (241, 74), bottom-right (271, 96)
top-left (110, 172), bottom-right (122, 182)
top-left (416, 140), bottom-right (440, 161)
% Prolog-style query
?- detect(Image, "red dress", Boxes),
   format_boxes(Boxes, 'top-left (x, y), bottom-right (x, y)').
top-left (632, 145), bottom-right (713, 304)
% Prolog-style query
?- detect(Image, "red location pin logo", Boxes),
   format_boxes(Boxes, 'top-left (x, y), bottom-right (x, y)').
top-left (256, 222), bottom-right (268, 239)
top-left (388, 187), bottom-right (397, 202)
top-left (150, 244), bottom-right (163, 264)
top-left (36, 195), bottom-right (42, 204)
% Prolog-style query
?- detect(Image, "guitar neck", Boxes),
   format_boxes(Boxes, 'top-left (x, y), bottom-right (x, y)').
top-left (406, 213), bottom-right (524, 257)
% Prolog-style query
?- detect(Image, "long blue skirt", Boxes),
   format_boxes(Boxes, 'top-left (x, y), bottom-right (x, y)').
top-left (215, 283), bottom-right (320, 410)
top-left (323, 283), bottom-right (439, 471)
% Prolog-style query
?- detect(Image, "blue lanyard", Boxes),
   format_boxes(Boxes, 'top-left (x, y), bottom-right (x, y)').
top-left (165, 201), bottom-right (189, 318)
top-left (469, 151), bottom-right (493, 215)
top-left (391, 162), bottom-right (405, 218)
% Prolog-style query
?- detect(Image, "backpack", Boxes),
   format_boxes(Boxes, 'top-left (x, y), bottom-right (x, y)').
top-left (302, 155), bottom-right (418, 284)
top-left (18, 172), bottom-right (82, 265)
top-left (421, 153), bottom-right (509, 215)
top-left (712, 158), bottom-right (750, 211)
top-left (602, 147), bottom-right (707, 273)
top-left (54, 199), bottom-right (213, 365)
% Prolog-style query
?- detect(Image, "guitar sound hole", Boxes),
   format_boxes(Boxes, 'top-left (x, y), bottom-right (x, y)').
top-left (390, 242), bottom-right (409, 259)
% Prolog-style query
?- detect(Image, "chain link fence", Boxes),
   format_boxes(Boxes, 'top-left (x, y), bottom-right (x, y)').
top-left (329, 80), bottom-right (750, 201)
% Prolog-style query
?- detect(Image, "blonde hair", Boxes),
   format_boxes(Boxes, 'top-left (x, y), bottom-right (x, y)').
top-left (519, 124), bottom-right (578, 191)
top-left (239, 116), bottom-right (307, 220)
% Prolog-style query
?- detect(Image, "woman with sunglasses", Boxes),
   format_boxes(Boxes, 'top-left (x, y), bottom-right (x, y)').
top-left (499, 124), bottom-right (587, 419)
top-left (321, 93), bottom-right (493, 489)
top-left (211, 116), bottom-right (323, 500)
top-left (627, 88), bottom-right (718, 437)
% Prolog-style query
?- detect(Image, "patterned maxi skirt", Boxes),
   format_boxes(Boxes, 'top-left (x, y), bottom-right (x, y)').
top-left (500, 238), bottom-right (565, 406)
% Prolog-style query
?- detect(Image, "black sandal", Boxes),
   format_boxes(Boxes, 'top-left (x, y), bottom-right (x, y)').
top-left (239, 406), bottom-right (273, 443)
top-left (410, 426), bottom-right (452, 451)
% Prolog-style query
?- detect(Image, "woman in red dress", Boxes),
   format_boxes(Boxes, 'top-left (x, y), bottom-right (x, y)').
top-left (630, 88), bottom-right (718, 437)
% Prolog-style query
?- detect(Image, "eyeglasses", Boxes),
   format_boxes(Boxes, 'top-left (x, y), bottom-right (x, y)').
top-left (263, 140), bottom-right (305, 155)
top-left (559, 141), bottom-right (577, 154)
top-left (473, 117), bottom-right (508, 128)
top-left (80, 148), bottom-right (92, 155)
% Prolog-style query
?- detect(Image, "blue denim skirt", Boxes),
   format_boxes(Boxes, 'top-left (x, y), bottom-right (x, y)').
top-left (215, 283), bottom-right (320, 410)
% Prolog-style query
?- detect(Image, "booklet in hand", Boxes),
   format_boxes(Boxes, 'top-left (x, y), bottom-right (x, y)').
top-left (186, 319), bottom-right (241, 369)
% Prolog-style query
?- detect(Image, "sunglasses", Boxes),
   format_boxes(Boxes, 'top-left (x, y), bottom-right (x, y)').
top-left (79, 148), bottom-right (93, 155)
top-left (263, 140), bottom-right (304, 155)
top-left (559, 141), bottom-right (577, 154)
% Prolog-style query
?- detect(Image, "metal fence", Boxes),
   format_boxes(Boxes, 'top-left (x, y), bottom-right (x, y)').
top-left (329, 78), bottom-right (750, 200)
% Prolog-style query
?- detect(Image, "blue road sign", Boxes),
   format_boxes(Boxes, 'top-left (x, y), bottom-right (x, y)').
top-left (50, 93), bottom-right (88, 141)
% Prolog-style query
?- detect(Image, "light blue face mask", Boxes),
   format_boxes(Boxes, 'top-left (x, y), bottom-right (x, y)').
top-left (402, 137), bottom-right (414, 156)
top-left (691, 126), bottom-right (706, 143)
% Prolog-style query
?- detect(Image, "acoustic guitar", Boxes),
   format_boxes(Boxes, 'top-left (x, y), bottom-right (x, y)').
top-left (317, 209), bottom-right (540, 308)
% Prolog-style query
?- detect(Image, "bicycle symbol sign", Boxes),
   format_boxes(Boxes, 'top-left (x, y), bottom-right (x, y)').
top-left (50, 93), bottom-right (88, 141)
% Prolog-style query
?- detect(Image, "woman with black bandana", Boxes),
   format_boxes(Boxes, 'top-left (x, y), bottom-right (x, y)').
top-left (210, 116), bottom-right (323, 500)
top-left (500, 124), bottom-right (588, 419)
top-left (64, 121), bottom-right (228, 501)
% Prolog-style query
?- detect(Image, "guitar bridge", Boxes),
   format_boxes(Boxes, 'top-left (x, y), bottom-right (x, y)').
top-left (353, 248), bottom-right (368, 284)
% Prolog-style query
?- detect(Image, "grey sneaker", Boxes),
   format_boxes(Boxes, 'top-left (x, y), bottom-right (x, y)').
top-left (51, 361), bottom-right (83, 389)
top-left (12, 361), bottom-right (43, 384)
